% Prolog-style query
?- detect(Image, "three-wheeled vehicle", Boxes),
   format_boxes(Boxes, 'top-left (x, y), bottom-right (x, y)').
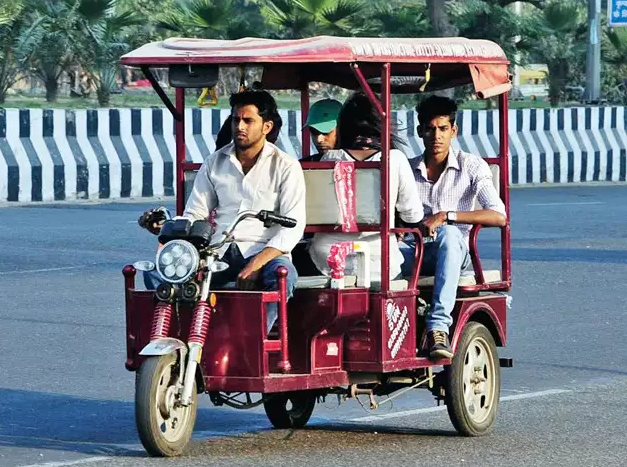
top-left (121, 36), bottom-right (513, 457)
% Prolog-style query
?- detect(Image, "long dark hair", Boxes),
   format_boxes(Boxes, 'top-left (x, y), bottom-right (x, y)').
top-left (337, 92), bottom-right (404, 151)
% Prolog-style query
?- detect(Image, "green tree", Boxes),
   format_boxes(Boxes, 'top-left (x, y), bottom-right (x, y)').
top-left (603, 27), bottom-right (627, 104)
top-left (25, 0), bottom-right (83, 102)
top-left (364, 3), bottom-right (430, 38)
top-left (448, 0), bottom-right (538, 61)
top-left (74, 0), bottom-right (142, 106)
top-left (261, 0), bottom-right (363, 39)
top-left (519, 0), bottom-right (586, 106)
top-left (158, 0), bottom-right (269, 40)
top-left (0, 0), bottom-right (41, 104)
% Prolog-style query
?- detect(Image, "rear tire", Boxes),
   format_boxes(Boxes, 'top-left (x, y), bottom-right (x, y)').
top-left (446, 322), bottom-right (500, 436)
top-left (135, 354), bottom-right (197, 456)
top-left (263, 391), bottom-right (316, 429)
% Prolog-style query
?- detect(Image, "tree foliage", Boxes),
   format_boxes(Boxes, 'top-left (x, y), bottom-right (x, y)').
top-left (0, 0), bottom-right (622, 107)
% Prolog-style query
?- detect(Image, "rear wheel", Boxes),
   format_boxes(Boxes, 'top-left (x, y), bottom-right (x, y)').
top-left (446, 322), bottom-right (500, 436)
top-left (135, 354), bottom-right (197, 456)
top-left (263, 391), bottom-right (316, 429)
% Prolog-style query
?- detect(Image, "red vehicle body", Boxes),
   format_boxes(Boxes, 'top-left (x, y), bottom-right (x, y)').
top-left (121, 36), bottom-right (513, 457)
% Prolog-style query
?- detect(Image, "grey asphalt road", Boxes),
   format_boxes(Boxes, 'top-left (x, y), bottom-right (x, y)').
top-left (1, 185), bottom-right (626, 467)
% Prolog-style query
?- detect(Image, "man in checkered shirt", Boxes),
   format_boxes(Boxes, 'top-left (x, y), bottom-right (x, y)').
top-left (400, 95), bottom-right (507, 360)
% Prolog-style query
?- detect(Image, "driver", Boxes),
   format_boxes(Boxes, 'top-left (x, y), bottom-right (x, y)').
top-left (143, 89), bottom-right (306, 332)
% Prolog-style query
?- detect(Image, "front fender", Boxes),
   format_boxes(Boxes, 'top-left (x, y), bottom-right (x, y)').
top-left (139, 337), bottom-right (187, 356)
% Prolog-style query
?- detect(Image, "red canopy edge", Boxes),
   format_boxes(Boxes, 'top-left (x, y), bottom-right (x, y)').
top-left (121, 36), bottom-right (509, 66)
top-left (470, 64), bottom-right (512, 99)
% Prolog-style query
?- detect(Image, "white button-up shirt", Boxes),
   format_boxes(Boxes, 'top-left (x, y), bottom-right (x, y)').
top-left (309, 149), bottom-right (424, 281)
top-left (412, 147), bottom-right (506, 241)
top-left (184, 142), bottom-right (306, 259)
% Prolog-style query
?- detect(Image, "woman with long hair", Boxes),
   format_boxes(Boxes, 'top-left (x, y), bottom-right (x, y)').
top-left (308, 92), bottom-right (424, 283)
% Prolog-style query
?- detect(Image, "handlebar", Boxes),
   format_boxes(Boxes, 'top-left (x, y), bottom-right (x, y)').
top-left (206, 210), bottom-right (297, 251)
top-left (256, 210), bottom-right (298, 228)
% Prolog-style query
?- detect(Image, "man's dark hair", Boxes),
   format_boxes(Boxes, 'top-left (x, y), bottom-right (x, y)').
top-left (416, 95), bottom-right (458, 126)
top-left (338, 91), bottom-right (404, 150)
top-left (229, 89), bottom-right (281, 125)
top-left (218, 89), bottom-right (282, 149)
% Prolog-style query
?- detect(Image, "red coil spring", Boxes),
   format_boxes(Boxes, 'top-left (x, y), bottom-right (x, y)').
top-left (188, 301), bottom-right (211, 346)
top-left (150, 302), bottom-right (173, 340)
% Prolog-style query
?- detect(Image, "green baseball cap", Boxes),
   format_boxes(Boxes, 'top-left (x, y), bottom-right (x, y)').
top-left (305, 99), bottom-right (342, 133)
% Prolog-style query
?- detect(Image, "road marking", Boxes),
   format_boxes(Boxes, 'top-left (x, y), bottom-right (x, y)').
top-left (16, 389), bottom-right (572, 466)
top-left (349, 388), bottom-right (571, 422)
top-left (0, 266), bottom-right (83, 275)
top-left (16, 457), bottom-right (112, 467)
top-left (526, 202), bottom-right (604, 206)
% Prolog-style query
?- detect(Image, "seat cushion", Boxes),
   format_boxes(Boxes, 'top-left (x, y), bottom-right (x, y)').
top-left (295, 276), bottom-right (408, 291)
top-left (295, 275), bottom-right (358, 289)
top-left (416, 269), bottom-right (502, 287)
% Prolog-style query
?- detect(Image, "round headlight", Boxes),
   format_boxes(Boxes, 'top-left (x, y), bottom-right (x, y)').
top-left (156, 240), bottom-right (199, 284)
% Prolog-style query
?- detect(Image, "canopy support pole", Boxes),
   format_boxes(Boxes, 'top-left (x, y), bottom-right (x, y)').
top-left (301, 83), bottom-right (310, 159)
top-left (498, 93), bottom-right (511, 285)
top-left (380, 63), bottom-right (391, 294)
top-left (175, 88), bottom-right (186, 216)
top-left (351, 63), bottom-right (384, 116)
top-left (140, 66), bottom-right (183, 121)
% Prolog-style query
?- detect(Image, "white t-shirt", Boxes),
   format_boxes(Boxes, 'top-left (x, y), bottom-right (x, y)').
top-left (309, 149), bottom-right (424, 281)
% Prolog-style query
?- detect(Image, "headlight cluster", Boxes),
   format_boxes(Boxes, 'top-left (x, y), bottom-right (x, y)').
top-left (156, 240), bottom-right (199, 284)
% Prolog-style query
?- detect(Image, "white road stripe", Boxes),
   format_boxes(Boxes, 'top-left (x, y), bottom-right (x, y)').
top-left (0, 266), bottom-right (83, 275)
top-left (349, 388), bottom-right (571, 422)
top-left (16, 456), bottom-right (112, 467)
top-left (526, 201), bottom-right (604, 206)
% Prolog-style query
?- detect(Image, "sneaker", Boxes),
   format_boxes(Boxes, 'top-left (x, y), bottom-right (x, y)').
top-left (428, 330), bottom-right (454, 359)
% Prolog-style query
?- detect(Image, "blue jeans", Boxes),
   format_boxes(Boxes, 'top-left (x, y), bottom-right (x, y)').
top-left (399, 225), bottom-right (471, 334)
top-left (143, 243), bottom-right (298, 332)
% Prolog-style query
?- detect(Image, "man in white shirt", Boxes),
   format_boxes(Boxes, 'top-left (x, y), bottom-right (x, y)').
top-left (183, 89), bottom-right (306, 331)
top-left (400, 95), bottom-right (506, 359)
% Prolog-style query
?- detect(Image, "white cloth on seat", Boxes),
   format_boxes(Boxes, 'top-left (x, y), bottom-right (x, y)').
top-left (309, 149), bottom-right (424, 281)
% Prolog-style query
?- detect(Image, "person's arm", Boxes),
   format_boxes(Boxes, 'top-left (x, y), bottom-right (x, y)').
top-left (237, 246), bottom-right (283, 289)
top-left (183, 158), bottom-right (218, 221)
top-left (263, 160), bottom-right (307, 254)
top-left (421, 158), bottom-right (506, 236)
top-left (394, 151), bottom-right (424, 224)
top-left (237, 160), bottom-right (306, 287)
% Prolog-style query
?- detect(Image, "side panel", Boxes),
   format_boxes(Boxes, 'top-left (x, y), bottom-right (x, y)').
top-left (344, 294), bottom-right (418, 370)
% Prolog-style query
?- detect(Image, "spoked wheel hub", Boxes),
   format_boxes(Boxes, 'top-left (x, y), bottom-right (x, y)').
top-left (462, 336), bottom-right (496, 424)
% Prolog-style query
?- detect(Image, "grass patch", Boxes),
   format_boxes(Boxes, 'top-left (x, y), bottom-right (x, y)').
top-left (1, 90), bottom-right (574, 111)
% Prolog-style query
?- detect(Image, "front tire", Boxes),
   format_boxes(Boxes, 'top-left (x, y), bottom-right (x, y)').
top-left (263, 391), bottom-right (316, 429)
top-left (446, 322), bottom-right (500, 436)
top-left (135, 354), bottom-right (197, 456)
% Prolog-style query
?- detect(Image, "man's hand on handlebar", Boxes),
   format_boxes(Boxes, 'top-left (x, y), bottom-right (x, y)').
top-left (138, 207), bottom-right (168, 235)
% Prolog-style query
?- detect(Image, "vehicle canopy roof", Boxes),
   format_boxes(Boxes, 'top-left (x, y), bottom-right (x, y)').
top-left (121, 36), bottom-right (511, 98)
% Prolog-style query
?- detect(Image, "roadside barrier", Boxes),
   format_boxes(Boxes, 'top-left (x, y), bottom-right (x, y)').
top-left (0, 106), bottom-right (625, 202)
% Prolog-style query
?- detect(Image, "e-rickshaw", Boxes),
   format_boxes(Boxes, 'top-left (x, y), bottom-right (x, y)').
top-left (120, 36), bottom-right (513, 457)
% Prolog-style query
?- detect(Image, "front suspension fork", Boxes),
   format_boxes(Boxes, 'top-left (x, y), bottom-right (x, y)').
top-left (180, 299), bottom-right (212, 406)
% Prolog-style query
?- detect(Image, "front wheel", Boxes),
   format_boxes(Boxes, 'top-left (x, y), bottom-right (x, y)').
top-left (135, 354), bottom-right (197, 456)
top-left (263, 391), bottom-right (316, 429)
top-left (446, 322), bottom-right (500, 436)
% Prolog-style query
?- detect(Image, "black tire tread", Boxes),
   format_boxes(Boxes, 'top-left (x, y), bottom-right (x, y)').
top-left (263, 392), bottom-right (316, 429)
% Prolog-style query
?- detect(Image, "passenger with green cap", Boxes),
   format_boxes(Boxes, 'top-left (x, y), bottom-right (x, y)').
top-left (301, 98), bottom-right (342, 161)
top-left (290, 98), bottom-right (342, 275)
